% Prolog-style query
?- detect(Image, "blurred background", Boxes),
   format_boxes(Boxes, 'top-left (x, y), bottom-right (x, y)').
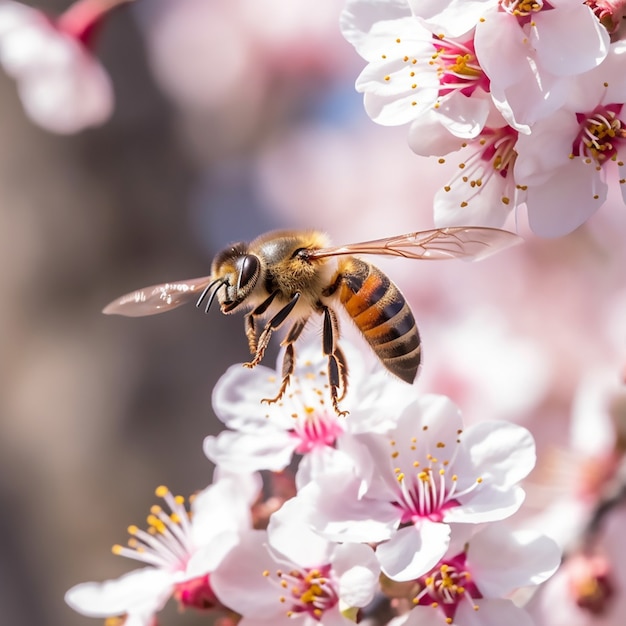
top-left (1, 2), bottom-right (626, 626)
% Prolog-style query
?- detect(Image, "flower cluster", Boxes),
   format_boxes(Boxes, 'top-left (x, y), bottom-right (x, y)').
top-left (66, 336), bottom-right (561, 626)
top-left (341, 0), bottom-right (626, 236)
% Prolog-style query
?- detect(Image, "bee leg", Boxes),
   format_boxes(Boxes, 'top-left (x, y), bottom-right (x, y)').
top-left (322, 306), bottom-right (349, 416)
top-left (245, 290), bottom-right (280, 355)
top-left (244, 293), bottom-right (301, 369)
top-left (244, 314), bottom-right (257, 355)
top-left (334, 345), bottom-right (349, 403)
top-left (261, 317), bottom-right (309, 405)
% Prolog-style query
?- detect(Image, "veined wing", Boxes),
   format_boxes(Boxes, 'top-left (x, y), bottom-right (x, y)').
top-left (103, 276), bottom-right (216, 317)
top-left (307, 227), bottom-right (522, 261)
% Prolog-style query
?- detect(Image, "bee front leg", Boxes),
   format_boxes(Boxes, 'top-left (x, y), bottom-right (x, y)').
top-left (321, 305), bottom-right (349, 416)
top-left (244, 314), bottom-right (257, 355)
top-left (244, 293), bottom-right (301, 369)
top-left (261, 317), bottom-right (308, 406)
top-left (245, 290), bottom-right (280, 355)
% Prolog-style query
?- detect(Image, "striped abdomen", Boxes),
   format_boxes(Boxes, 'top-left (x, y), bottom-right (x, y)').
top-left (335, 257), bottom-right (420, 383)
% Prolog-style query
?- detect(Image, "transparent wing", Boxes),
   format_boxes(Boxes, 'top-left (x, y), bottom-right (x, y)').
top-left (307, 227), bottom-right (522, 261)
top-left (102, 276), bottom-right (215, 317)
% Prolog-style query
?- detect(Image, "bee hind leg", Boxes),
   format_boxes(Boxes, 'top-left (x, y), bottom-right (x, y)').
top-left (322, 306), bottom-right (349, 416)
top-left (245, 293), bottom-right (300, 369)
top-left (261, 317), bottom-right (308, 405)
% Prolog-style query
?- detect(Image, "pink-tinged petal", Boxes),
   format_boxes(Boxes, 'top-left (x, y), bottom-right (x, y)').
top-left (433, 159), bottom-right (513, 228)
top-left (18, 61), bottom-right (113, 134)
top-left (525, 160), bottom-right (607, 237)
top-left (298, 473), bottom-right (399, 543)
top-left (443, 485), bottom-right (526, 523)
top-left (340, 0), bottom-right (412, 54)
top-left (619, 158), bottom-right (626, 205)
top-left (454, 422), bottom-right (535, 489)
top-left (376, 521), bottom-right (451, 581)
top-left (531, 5), bottom-right (609, 77)
top-left (296, 446), bottom-right (356, 489)
top-left (474, 13), bottom-right (525, 89)
top-left (514, 111), bottom-right (580, 185)
top-left (334, 544), bottom-right (380, 607)
top-left (65, 568), bottom-right (174, 617)
top-left (469, 527), bottom-right (561, 596)
top-left (494, 66), bottom-right (569, 131)
top-left (190, 472), bottom-right (260, 546)
top-left (267, 497), bottom-right (333, 567)
top-left (408, 109), bottom-right (465, 156)
top-left (0, 1), bottom-right (40, 38)
top-left (409, 0), bottom-right (490, 37)
top-left (211, 364), bottom-right (294, 431)
top-left (454, 599), bottom-right (534, 626)
top-left (211, 530), bottom-right (283, 617)
top-left (349, 15), bottom-right (430, 62)
top-left (359, 62), bottom-right (439, 126)
top-left (203, 429), bottom-right (297, 473)
top-left (185, 533), bottom-right (240, 577)
top-left (436, 89), bottom-right (492, 139)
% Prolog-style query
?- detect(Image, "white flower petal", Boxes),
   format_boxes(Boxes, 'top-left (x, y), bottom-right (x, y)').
top-left (211, 530), bottom-right (282, 618)
top-left (377, 521), bottom-right (451, 581)
top-left (455, 599), bottom-right (534, 626)
top-left (267, 497), bottom-right (333, 567)
top-left (335, 544), bottom-right (380, 607)
top-left (340, 0), bottom-right (412, 55)
top-left (65, 568), bottom-right (174, 617)
top-left (190, 472), bottom-right (259, 546)
top-left (531, 5), bottom-right (608, 77)
top-left (203, 429), bottom-right (297, 473)
top-left (454, 422), bottom-right (536, 488)
top-left (525, 160), bottom-right (607, 237)
top-left (469, 527), bottom-right (561, 596)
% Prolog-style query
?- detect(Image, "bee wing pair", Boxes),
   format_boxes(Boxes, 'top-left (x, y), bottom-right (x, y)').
top-left (103, 227), bottom-right (521, 317)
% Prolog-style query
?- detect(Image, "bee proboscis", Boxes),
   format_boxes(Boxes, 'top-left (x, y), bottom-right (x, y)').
top-left (103, 227), bottom-right (521, 414)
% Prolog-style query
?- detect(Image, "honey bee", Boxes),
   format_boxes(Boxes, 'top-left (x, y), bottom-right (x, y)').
top-left (104, 227), bottom-right (521, 414)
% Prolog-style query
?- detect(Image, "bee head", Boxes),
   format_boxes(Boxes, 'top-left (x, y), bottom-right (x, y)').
top-left (211, 243), bottom-right (261, 313)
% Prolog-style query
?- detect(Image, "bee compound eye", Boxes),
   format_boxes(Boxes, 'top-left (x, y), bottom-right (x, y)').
top-left (238, 254), bottom-right (260, 290)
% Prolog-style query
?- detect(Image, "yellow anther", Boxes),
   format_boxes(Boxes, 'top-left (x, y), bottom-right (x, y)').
top-left (155, 485), bottom-right (168, 498)
top-left (127, 525), bottom-right (139, 535)
top-left (111, 544), bottom-right (124, 555)
top-left (263, 570), bottom-right (270, 577)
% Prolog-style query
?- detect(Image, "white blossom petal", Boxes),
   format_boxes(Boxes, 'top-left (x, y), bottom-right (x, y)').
top-left (376, 521), bottom-right (451, 581)
top-left (65, 568), bottom-right (174, 618)
top-left (469, 527), bottom-right (561, 596)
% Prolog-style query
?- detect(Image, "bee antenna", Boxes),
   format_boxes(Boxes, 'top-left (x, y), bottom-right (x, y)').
top-left (195, 279), bottom-right (220, 309)
top-left (204, 281), bottom-right (226, 314)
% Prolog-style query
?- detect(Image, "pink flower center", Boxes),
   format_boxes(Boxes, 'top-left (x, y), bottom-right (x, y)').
top-left (290, 409), bottom-right (345, 453)
top-left (264, 564), bottom-right (339, 621)
top-left (388, 437), bottom-right (483, 524)
top-left (174, 574), bottom-right (222, 612)
top-left (585, 0), bottom-right (626, 34)
top-left (566, 554), bottom-right (615, 616)
top-left (432, 37), bottom-right (490, 97)
top-left (573, 104), bottom-right (626, 166)
top-left (413, 552), bottom-right (483, 623)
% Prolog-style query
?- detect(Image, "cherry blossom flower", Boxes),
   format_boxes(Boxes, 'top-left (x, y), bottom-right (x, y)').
top-left (292, 394), bottom-right (536, 581)
top-left (0, 0), bottom-right (126, 134)
top-left (341, 0), bottom-right (494, 141)
top-left (65, 472), bottom-right (261, 625)
top-left (211, 519), bottom-right (380, 626)
top-left (389, 524), bottom-right (560, 626)
top-left (514, 40), bottom-right (626, 236)
top-left (412, 121), bottom-right (524, 228)
top-left (473, 0), bottom-right (610, 131)
top-left (204, 335), bottom-right (417, 487)
top-left (528, 507), bottom-right (626, 626)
